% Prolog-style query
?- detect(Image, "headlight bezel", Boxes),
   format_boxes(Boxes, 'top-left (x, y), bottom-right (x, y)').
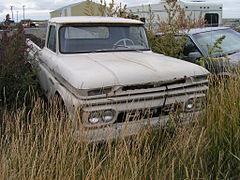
top-left (184, 97), bottom-right (206, 112)
top-left (102, 110), bottom-right (115, 122)
top-left (84, 109), bottom-right (117, 126)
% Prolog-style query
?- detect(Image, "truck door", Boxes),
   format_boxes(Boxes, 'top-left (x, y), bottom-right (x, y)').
top-left (38, 25), bottom-right (57, 98)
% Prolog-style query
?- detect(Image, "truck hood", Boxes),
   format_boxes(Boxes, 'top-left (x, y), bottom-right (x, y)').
top-left (55, 51), bottom-right (209, 89)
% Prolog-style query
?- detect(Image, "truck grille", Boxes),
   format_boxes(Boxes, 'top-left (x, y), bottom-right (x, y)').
top-left (114, 75), bottom-right (208, 98)
top-left (114, 104), bottom-right (182, 124)
top-left (82, 75), bottom-right (208, 110)
top-left (121, 79), bottom-right (186, 92)
top-left (115, 107), bottom-right (164, 123)
top-left (112, 75), bottom-right (208, 124)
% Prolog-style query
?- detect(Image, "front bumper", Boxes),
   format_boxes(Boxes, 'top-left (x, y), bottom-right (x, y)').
top-left (75, 111), bottom-right (200, 142)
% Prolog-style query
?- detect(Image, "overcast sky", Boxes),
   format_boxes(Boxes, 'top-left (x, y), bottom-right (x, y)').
top-left (0, 0), bottom-right (239, 21)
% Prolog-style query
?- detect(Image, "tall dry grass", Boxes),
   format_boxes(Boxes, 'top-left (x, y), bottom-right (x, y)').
top-left (0, 73), bottom-right (240, 179)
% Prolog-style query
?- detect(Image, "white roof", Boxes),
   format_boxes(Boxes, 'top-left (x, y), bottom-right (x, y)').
top-left (182, 0), bottom-right (222, 6)
top-left (129, 0), bottom-right (222, 10)
top-left (49, 16), bottom-right (144, 25)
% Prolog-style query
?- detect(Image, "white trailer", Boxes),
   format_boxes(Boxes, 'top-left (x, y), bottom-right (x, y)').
top-left (128, 0), bottom-right (223, 29)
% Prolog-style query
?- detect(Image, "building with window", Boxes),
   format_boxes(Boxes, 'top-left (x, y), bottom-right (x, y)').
top-left (50, 1), bottom-right (101, 18)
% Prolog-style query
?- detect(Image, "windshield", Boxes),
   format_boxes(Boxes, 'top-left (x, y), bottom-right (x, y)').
top-left (192, 29), bottom-right (240, 56)
top-left (59, 24), bottom-right (149, 53)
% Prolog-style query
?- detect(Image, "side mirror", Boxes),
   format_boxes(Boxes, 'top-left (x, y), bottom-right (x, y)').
top-left (140, 17), bottom-right (146, 23)
top-left (188, 52), bottom-right (202, 62)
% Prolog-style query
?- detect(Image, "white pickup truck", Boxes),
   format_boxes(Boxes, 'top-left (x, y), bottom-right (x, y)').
top-left (27, 16), bottom-right (209, 141)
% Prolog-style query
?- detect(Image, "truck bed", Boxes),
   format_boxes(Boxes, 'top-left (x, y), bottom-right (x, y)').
top-left (25, 28), bottom-right (46, 49)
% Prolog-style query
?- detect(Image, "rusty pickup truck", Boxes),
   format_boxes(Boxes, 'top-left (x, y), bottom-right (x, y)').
top-left (27, 16), bottom-right (209, 141)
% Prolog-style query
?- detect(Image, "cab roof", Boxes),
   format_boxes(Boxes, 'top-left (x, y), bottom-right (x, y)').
top-left (49, 16), bottom-right (144, 25)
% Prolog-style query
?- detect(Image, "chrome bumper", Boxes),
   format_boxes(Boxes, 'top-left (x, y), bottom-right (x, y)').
top-left (75, 111), bottom-right (200, 142)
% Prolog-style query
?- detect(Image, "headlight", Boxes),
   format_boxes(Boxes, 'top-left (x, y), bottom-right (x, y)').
top-left (88, 110), bottom-right (115, 124)
top-left (185, 97), bottom-right (205, 111)
top-left (185, 99), bottom-right (194, 111)
top-left (88, 112), bottom-right (102, 124)
top-left (89, 117), bottom-right (101, 124)
top-left (102, 110), bottom-right (115, 122)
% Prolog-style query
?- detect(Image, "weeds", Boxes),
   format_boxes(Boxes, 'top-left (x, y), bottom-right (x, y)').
top-left (0, 74), bottom-right (240, 179)
top-left (148, 0), bottom-right (205, 59)
top-left (0, 26), bottom-right (38, 109)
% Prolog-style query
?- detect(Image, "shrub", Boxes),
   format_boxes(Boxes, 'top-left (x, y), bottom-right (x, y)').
top-left (0, 26), bottom-right (37, 109)
top-left (147, 0), bottom-right (205, 59)
top-left (234, 27), bottom-right (240, 32)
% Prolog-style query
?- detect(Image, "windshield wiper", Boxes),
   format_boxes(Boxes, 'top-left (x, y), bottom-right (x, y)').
top-left (86, 49), bottom-right (112, 53)
top-left (87, 47), bottom-right (150, 53)
top-left (227, 50), bottom-right (240, 55)
top-left (113, 44), bottom-right (131, 49)
top-left (213, 50), bottom-right (240, 57)
top-left (112, 45), bottom-right (147, 52)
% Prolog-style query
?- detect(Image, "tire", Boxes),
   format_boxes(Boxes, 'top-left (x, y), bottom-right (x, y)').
top-left (53, 93), bottom-right (68, 120)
